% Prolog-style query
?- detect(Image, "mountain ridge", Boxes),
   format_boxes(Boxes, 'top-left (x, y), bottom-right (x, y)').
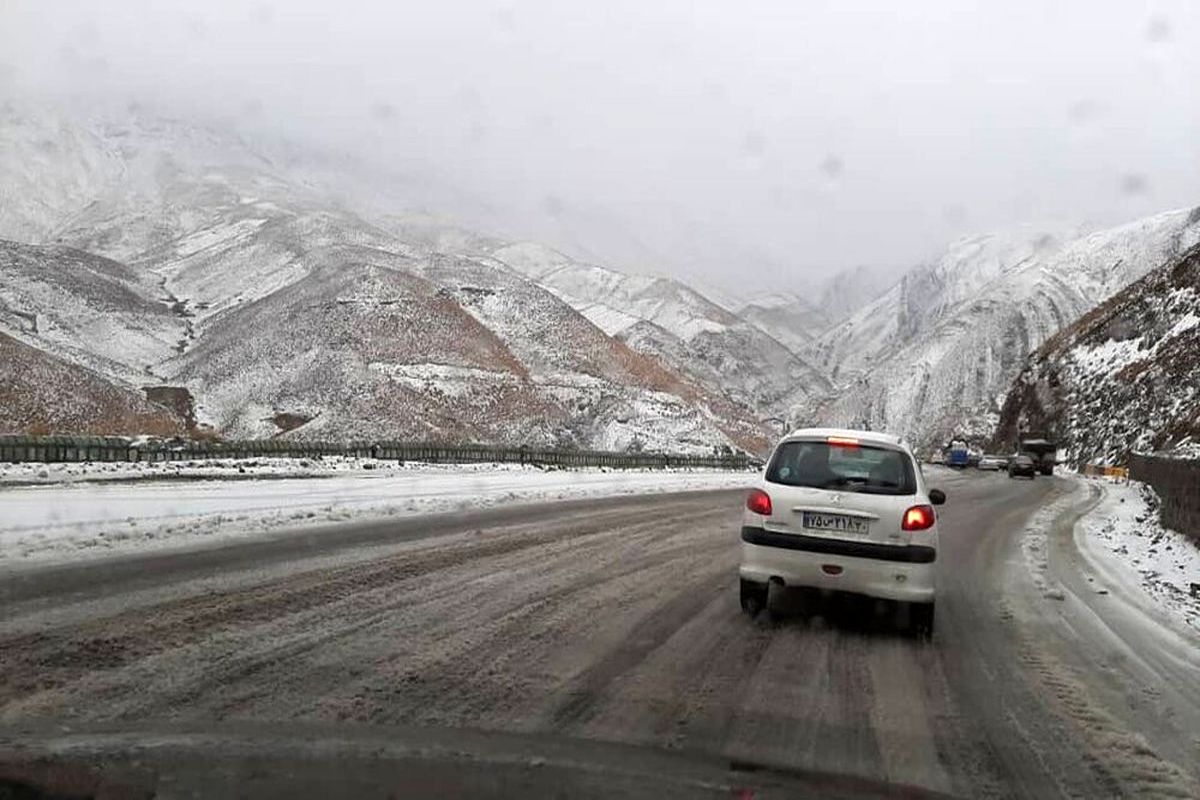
top-left (807, 207), bottom-right (1200, 448)
top-left (996, 236), bottom-right (1200, 464)
top-left (0, 105), bottom-right (776, 451)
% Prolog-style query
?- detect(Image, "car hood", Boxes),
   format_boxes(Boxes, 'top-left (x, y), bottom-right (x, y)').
top-left (0, 721), bottom-right (961, 800)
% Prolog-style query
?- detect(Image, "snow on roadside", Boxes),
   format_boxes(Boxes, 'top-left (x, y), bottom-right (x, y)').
top-left (0, 456), bottom-right (502, 486)
top-left (0, 463), bottom-right (754, 565)
top-left (1076, 478), bottom-right (1200, 634)
top-left (1165, 439), bottom-right (1200, 460)
top-left (1019, 481), bottom-right (1090, 601)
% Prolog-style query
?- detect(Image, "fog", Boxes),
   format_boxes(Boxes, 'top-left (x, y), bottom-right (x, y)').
top-left (3, 0), bottom-right (1198, 294)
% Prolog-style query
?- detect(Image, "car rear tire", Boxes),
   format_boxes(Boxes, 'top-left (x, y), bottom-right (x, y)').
top-left (740, 579), bottom-right (768, 617)
top-left (910, 601), bottom-right (935, 639)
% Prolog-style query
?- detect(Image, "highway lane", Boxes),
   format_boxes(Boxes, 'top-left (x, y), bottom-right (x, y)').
top-left (0, 470), bottom-right (1196, 798)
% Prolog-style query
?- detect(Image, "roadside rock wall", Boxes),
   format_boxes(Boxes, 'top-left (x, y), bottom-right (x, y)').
top-left (1130, 453), bottom-right (1200, 546)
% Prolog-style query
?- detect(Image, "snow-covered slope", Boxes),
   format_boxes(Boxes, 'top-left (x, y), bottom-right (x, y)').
top-left (816, 265), bottom-right (896, 326)
top-left (996, 239), bottom-right (1200, 464)
top-left (165, 240), bottom-right (769, 450)
top-left (494, 242), bottom-right (735, 339)
top-left (0, 239), bottom-right (184, 383)
top-left (0, 103), bottom-right (288, 256)
top-left (0, 331), bottom-right (183, 436)
top-left (167, 248), bottom-right (538, 440)
top-left (0, 103), bottom-right (773, 452)
top-left (410, 252), bottom-right (773, 452)
top-left (809, 208), bottom-right (1200, 448)
top-left (491, 242), bottom-right (833, 422)
top-left (0, 107), bottom-right (128, 245)
top-left (807, 228), bottom-right (1068, 380)
top-left (737, 293), bottom-right (831, 353)
top-left (721, 266), bottom-right (893, 357)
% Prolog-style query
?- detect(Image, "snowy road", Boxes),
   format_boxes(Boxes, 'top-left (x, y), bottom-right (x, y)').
top-left (1, 471), bottom-right (1198, 798)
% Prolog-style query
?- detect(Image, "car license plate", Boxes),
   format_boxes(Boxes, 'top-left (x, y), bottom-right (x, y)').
top-left (802, 512), bottom-right (869, 536)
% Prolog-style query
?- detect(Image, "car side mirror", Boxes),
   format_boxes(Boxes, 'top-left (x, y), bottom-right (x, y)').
top-left (929, 488), bottom-right (946, 506)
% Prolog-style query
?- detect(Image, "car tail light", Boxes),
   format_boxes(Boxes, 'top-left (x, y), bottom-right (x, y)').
top-left (901, 504), bottom-right (935, 531)
top-left (746, 489), bottom-right (773, 516)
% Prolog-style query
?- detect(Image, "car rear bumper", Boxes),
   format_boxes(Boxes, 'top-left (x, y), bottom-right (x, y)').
top-left (739, 528), bottom-right (936, 603)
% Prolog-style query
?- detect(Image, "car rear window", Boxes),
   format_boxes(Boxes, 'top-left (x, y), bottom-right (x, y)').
top-left (766, 440), bottom-right (916, 495)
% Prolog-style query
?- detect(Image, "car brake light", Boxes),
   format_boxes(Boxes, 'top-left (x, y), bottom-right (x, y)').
top-left (826, 436), bottom-right (859, 447)
top-left (902, 504), bottom-right (935, 531)
top-left (746, 489), bottom-right (773, 516)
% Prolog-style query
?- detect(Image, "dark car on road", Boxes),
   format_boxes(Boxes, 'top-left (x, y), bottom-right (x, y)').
top-left (1008, 454), bottom-right (1037, 479)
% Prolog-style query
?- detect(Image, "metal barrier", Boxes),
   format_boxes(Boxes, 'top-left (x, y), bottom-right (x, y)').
top-left (0, 435), bottom-right (751, 471)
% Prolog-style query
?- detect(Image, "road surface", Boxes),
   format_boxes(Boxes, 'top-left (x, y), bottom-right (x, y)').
top-left (1, 471), bottom-right (1197, 798)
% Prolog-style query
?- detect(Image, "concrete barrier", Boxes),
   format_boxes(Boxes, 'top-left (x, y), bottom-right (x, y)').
top-left (0, 435), bottom-right (751, 472)
top-left (1080, 464), bottom-right (1129, 480)
top-left (1129, 453), bottom-right (1200, 547)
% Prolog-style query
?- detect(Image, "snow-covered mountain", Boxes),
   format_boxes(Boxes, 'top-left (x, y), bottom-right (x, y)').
top-left (996, 239), bottom-right (1200, 464)
top-left (816, 265), bottom-right (896, 324)
top-left (490, 242), bottom-right (833, 423)
top-left (10, 98), bottom-right (1196, 455)
top-left (492, 242), bottom-right (737, 340)
top-left (807, 208), bottom-right (1200, 448)
top-left (0, 102), bottom-right (772, 452)
top-left (735, 267), bottom-right (892, 357)
top-left (0, 240), bottom-right (185, 383)
top-left (0, 330), bottom-right (183, 437)
top-left (736, 294), bottom-right (831, 354)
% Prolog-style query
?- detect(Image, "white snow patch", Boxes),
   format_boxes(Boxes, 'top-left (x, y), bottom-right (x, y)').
top-left (1164, 440), bottom-right (1200, 460)
top-left (171, 218), bottom-right (266, 257)
top-left (1019, 482), bottom-right (1091, 599)
top-left (576, 303), bottom-right (642, 336)
top-left (0, 461), bottom-right (753, 564)
top-left (0, 456), bottom-right (409, 486)
top-left (1076, 479), bottom-right (1200, 634)
top-left (1167, 311), bottom-right (1200, 339)
top-left (1069, 337), bottom-right (1143, 376)
top-left (369, 362), bottom-right (517, 397)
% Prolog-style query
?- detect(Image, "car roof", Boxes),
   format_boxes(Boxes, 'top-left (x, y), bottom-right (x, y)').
top-left (782, 427), bottom-right (904, 447)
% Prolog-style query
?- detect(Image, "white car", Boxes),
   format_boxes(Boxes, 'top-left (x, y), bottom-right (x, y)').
top-left (740, 428), bottom-right (945, 635)
top-left (978, 454), bottom-right (1007, 471)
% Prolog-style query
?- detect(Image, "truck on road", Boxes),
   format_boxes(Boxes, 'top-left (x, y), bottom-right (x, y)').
top-left (947, 440), bottom-right (970, 468)
top-left (1019, 437), bottom-right (1057, 476)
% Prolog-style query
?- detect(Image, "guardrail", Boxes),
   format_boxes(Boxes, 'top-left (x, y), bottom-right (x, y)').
top-left (1128, 453), bottom-right (1200, 547)
top-left (0, 435), bottom-right (752, 471)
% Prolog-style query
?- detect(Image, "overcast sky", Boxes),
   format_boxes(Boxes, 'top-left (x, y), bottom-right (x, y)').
top-left (3, 0), bottom-right (1199, 293)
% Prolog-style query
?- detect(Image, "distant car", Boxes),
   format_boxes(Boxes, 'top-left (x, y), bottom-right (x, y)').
top-left (978, 454), bottom-right (1006, 471)
top-left (740, 428), bottom-right (945, 636)
top-left (930, 451), bottom-right (946, 465)
top-left (1008, 455), bottom-right (1036, 478)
